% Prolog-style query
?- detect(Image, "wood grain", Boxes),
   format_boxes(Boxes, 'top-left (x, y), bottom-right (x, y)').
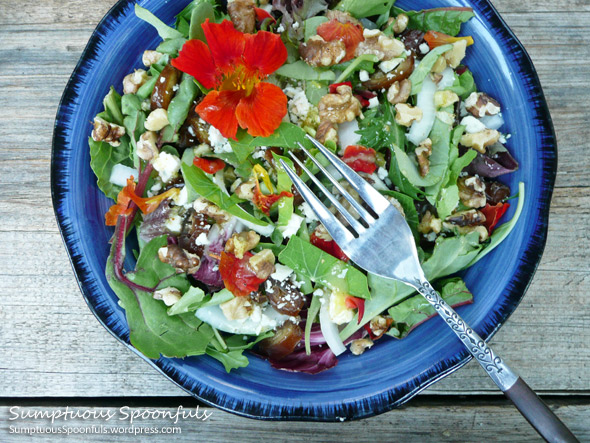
top-left (0, 0), bottom-right (589, 439)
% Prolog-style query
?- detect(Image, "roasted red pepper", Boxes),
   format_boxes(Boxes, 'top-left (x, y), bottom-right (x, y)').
top-left (219, 251), bottom-right (266, 297)
top-left (423, 31), bottom-right (474, 49)
top-left (193, 157), bottom-right (226, 174)
top-left (310, 232), bottom-right (349, 262)
top-left (342, 145), bottom-right (377, 174)
top-left (345, 296), bottom-right (365, 324)
top-left (480, 202), bottom-right (510, 235)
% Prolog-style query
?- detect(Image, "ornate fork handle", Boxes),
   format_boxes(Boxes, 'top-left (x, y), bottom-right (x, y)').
top-left (414, 279), bottom-right (518, 390)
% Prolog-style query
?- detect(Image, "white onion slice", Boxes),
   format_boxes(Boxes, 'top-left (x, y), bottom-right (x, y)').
top-left (109, 164), bottom-right (138, 187)
top-left (319, 303), bottom-right (347, 356)
top-left (196, 304), bottom-right (289, 335)
top-left (437, 67), bottom-right (456, 90)
top-left (338, 119), bottom-right (361, 152)
top-left (407, 75), bottom-right (437, 146)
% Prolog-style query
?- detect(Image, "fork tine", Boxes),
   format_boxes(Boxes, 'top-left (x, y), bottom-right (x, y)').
top-left (279, 159), bottom-right (356, 244)
top-left (288, 152), bottom-right (367, 234)
top-left (305, 134), bottom-right (391, 215)
top-left (296, 142), bottom-right (375, 225)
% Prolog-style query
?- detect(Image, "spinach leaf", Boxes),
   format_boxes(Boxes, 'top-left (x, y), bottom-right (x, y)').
top-left (446, 69), bottom-right (477, 99)
top-left (135, 5), bottom-right (184, 40)
top-left (155, 38), bottom-right (187, 56)
top-left (107, 235), bottom-right (216, 359)
top-left (167, 74), bottom-right (199, 132)
top-left (89, 137), bottom-right (133, 201)
top-left (305, 80), bottom-right (328, 106)
top-left (230, 123), bottom-right (312, 162)
top-left (276, 61), bottom-right (336, 81)
top-left (167, 286), bottom-right (206, 316)
top-left (393, 7), bottom-right (475, 36)
top-left (181, 162), bottom-right (268, 226)
top-left (103, 87), bottom-right (124, 126)
top-left (334, 54), bottom-right (379, 83)
top-left (304, 16), bottom-right (328, 41)
top-left (278, 236), bottom-right (371, 299)
top-left (387, 277), bottom-right (472, 338)
top-left (409, 44), bottom-right (452, 95)
top-left (335, 0), bottom-right (395, 19)
top-left (189, 2), bottom-right (216, 41)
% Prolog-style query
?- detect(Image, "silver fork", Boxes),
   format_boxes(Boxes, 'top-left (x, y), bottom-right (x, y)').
top-left (280, 134), bottom-right (577, 443)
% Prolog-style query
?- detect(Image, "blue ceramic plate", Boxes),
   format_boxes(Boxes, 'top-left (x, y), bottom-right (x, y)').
top-left (52, 0), bottom-right (556, 420)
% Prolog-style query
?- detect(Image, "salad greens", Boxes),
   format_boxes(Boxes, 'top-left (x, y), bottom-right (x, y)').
top-left (89, 0), bottom-right (523, 374)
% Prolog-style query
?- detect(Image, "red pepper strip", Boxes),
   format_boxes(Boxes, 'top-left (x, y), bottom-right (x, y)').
top-left (219, 251), bottom-right (266, 297)
top-left (310, 232), bottom-right (349, 262)
top-left (345, 296), bottom-right (365, 325)
top-left (480, 202), bottom-right (510, 235)
top-left (342, 145), bottom-right (377, 174)
top-left (193, 156), bottom-right (226, 174)
top-left (254, 7), bottom-right (276, 24)
top-left (329, 81), bottom-right (353, 94)
top-left (423, 31), bottom-right (474, 49)
top-left (354, 94), bottom-right (370, 108)
top-left (252, 177), bottom-right (293, 215)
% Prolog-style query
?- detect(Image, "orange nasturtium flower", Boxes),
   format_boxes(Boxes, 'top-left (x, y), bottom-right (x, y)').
top-left (105, 178), bottom-right (179, 226)
top-left (316, 19), bottom-right (364, 62)
top-left (171, 20), bottom-right (288, 140)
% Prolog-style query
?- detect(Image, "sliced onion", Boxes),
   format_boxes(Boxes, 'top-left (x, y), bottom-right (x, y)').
top-left (437, 67), bottom-right (456, 90)
top-left (319, 302), bottom-right (346, 356)
top-left (109, 163), bottom-right (138, 187)
top-left (407, 75), bottom-right (436, 146)
top-left (479, 113), bottom-right (504, 130)
top-left (338, 119), bottom-right (361, 153)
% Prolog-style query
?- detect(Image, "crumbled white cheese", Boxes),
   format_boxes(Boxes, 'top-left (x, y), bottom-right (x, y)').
top-left (363, 29), bottom-right (380, 38)
top-left (252, 146), bottom-right (268, 159)
top-left (292, 21), bottom-right (299, 30)
top-left (368, 96), bottom-right (379, 109)
top-left (165, 214), bottom-right (183, 234)
top-left (152, 152), bottom-right (181, 183)
top-left (377, 167), bottom-right (388, 181)
top-left (284, 85), bottom-right (312, 124)
top-left (419, 43), bottom-right (430, 54)
top-left (278, 213), bottom-right (304, 238)
top-left (194, 232), bottom-right (210, 246)
top-left (173, 186), bottom-right (190, 207)
top-left (379, 57), bottom-right (403, 73)
top-left (359, 70), bottom-right (370, 82)
top-left (208, 125), bottom-right (232, 154)
top-left (109, 163), bottom-right (138, 187)
top-left (276, 24), bottom-right (285, 33)
top-left (461, 116), bottom-right (487, 134)
top-left (300, 201), bottom-right (319, 223)
top-left (271, 264), bottom-right (294, 282)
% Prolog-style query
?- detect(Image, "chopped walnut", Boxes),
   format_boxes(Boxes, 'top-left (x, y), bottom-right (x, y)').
top-left (123, 69), bottom-right (148, 95)
top-left (153, 287), bottom-right (182, 306)
top-left (227, 0), bottom-right (256, 33)
top-left (247, 249), bottom-right (275, 280)
top-left (318, 84), bottom-right (362, 124)
top-left (315, 120), bottom-right (339, 144)
top-left (434, 90), bottom-right (460, 109)
top-left (299, 35), bottom-right (346, 67)
top-left (313, 224), bottom-right (332, 241)
top-left (465, 92), bottom-right (501, 118)
top-left (193, 197), bottom-right (231, 224)
top-left (415, 138), bottom-right (432, 177)
top-left (385, 195), bottom-right (405, 217)
top-left (444, 40), bottom-right (468, 68)
top-left (369, 315), bottom-right (392, 339)
top-left (225, 231), bottom-right (260, 259)
top-left (350, 338), bottom-right (374, 355)
top-left (142, 50), bottom-right (163, 67)
top-left (220, 296), bottom-right (253, 321)
top-left (445, 209), bottom-right (486, 227)
top-left (234, 177), bottom-right (257, 201)
top-left (443, 223), bottom-right (489, 242)
top-left (158, 244), bottom-right (201, 274)
top-left (460, 129), bottom-right (501, 154)
top-left (91, 116), bottom-right (125, 147)
top-left (418, 210), bottom-right (442, 234)
top-left (326, 10), bottom-right (360, 25)
top-left (394, 103), bottom-right (423, 127)
top-left (391, 13), bottom-right (409, 34)
top-left (387, 79), bottom-right (412, 104)
top-left (355, 28), bottom-right (405, 61)
top-left (431, 55), bottom-right (447, 74)
top-left (458, 176), bottom-right (487, 208)
top-left (136, 131), bottom-right (159, 161)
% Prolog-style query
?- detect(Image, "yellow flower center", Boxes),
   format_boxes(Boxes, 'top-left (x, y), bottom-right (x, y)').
top-left (219, 64), bottom-right (262, 96)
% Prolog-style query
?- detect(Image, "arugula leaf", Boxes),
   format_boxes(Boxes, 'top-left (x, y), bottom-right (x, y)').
top-left (409, 44), bottom-right (452, 95)
top-left (167, 286), bottom-right (206, 316)
top-left (382, 190), bottom-right (419, 240)
top-left (103, 87), bottom-right (124, 126)
top-left (340, 231), bottom-right (482, 339)
top-left (469, 182), bottom-right (525, 266)
top-left (334, 54), bottom-right (379, 83)
top-left (107, 235), bottom-right (216, 359)
top-left (388, 146), bottom-right (423, 200)
top-left (135, 5), bottom-right (184, 40)
top-left (89, 137), bottom-right (133, 201)
top-left (393, 7), bottom-right (475, 36)
top-left (446, 69), bottom-right (477, 99)
top-left (121, 94), bottom-right (146, 167)
top-left (387, 277), bottom-right (473, 338)
top-left (181, 162), bottom-right (269, 226)
top-left (278, 236), bottom-right (371, 299)
top-left (275, 61), bottom-right (336, 81)
top-left (335, 0), bottom-right (395, 19)
top-left (189, 2), bottom-right (215, 41)
top-left (167, 74), bottom-right (199, 132)
top-left (155, 37), bottom-right (187, 56)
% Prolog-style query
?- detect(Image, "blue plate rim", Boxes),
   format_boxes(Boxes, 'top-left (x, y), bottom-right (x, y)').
top-left (51, 0), bottom-right (557, 421)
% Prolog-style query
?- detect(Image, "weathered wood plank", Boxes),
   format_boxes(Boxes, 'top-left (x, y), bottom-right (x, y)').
top-left (1, 401), bottom-right (589, 442)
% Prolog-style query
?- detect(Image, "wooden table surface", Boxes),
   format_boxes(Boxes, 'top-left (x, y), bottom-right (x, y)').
top-left (1, 0), bottom-right (589, 441)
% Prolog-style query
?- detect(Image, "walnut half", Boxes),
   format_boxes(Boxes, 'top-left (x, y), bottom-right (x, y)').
top-left (227, 0), bottom-right (256, 33)
top-left (318, 84), bottom-right (362, 124)
top-left (91, 116), bottom-right (125, 147)
top-left (299, 35), bottom-right (346, 67)
top-left (415, 138), bottom-right (432, 177)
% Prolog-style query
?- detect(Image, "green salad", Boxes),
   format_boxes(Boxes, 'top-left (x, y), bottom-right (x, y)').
top-left (89, 0), bottom-right (523, 373)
